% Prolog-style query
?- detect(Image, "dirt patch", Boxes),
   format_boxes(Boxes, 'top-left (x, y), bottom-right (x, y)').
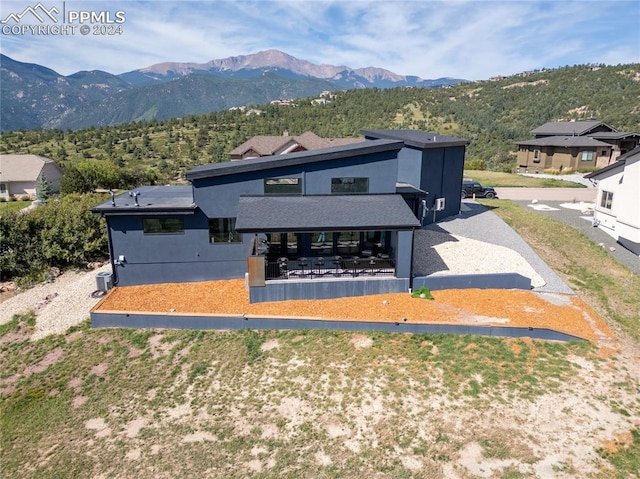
top-left (97, 280), bottom-right (614, 343)
top-left (89, 362), bottom-right (108, 378)
top-left (350, 334), bottom-right (373, 349)
top-left (260, 339), bottom-right (280, 352)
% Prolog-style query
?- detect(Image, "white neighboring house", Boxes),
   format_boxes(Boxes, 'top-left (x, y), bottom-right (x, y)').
top-left (0, 154), bottom-right (63, 200)
top-left (585, 147), bottom-right (640, 256)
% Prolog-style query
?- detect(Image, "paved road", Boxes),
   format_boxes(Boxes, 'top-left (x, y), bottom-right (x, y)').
top-left (495, 187), bottom-right (597, 202)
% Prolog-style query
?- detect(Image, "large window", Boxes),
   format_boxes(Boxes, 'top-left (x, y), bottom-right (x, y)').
top-left (264, 178), bottom-right (302, 195)
top-left (209, 218), bottom-right (241, 243)
top-left (143, 218), bottom-right (184, 234)
top-left (581, 150), bottom-right (595, 161)
top-left (331, 177), bottom-right (369, 194)
top-left (600, 191), bottom-right (613, 210)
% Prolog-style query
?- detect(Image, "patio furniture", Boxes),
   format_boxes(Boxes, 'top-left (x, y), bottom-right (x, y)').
top-left (350, 256), bottom-right (361, 277)
top-left (313, 257), bottom-right (326, 276)
top-left (277, 257), bottom-right (288, 278)
top-left (367, 257), bottom-right (377, 275)
top-left (330, 256), bottom-right (343, 276)
top-left (297, 257), bottom-right (310, 277)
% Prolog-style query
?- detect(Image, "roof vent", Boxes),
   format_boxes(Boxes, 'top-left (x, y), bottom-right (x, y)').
top-left (129, 191), bottom-right (141, 207)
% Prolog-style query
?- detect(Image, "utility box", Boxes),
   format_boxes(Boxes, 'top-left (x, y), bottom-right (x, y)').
top-left (247, 256), bottom-right (266, 287)
top-left (96, 271), bottom-right (113, 292)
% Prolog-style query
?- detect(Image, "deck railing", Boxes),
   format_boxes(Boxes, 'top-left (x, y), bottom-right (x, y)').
top-left (265, 256), bottom-right (395, 280)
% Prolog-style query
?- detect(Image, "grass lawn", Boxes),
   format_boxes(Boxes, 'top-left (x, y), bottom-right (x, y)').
top-left (0, 200), bottom-right (32, 213)
top-left (479, 199), bottom-right (640, 342)
top-left (465, 170), bottom-right (586, 188)
top-left (1, 201), bottom-right (639, 478)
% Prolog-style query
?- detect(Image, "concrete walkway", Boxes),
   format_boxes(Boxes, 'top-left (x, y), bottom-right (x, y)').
top-left (495, 187), bottom-right (597, 202)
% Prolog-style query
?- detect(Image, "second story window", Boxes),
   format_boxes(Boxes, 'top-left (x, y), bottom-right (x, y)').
top-left (331, 177), bottom-right (369, 194)
top-left (264, 178), bottom-right (302, 195)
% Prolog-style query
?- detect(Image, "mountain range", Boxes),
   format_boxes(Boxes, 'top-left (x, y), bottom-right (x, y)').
top-left (0, 50), bottom-right (465, 132)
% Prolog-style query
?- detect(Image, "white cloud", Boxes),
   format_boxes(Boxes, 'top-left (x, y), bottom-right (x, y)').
top-left (0, 0), bottom-right (638, 79)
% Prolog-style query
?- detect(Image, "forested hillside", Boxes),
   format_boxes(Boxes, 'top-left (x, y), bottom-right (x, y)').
top-left (1, 63), bottom-right (638, 187)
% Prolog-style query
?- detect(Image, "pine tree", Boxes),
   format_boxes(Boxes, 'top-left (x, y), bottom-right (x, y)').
top-left (36, 173), bottom-right (52, 203)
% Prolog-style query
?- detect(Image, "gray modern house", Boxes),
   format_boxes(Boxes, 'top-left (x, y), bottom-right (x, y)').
top-left (92, 129), bottom-right (469, 302)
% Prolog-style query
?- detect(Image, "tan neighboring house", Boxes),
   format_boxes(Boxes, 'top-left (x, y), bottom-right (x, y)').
top-left (585, 147), bottom-right (640, 256)
top-left (229, 131), bottom-right (363, 160)
top-left (516, 120), bottom-right (640, 170)
top-left (0, 154), bottom-right (63, 200)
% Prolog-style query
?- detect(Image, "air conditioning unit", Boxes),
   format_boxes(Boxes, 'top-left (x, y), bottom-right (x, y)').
top-left (434, 198), bottom-right (446, 211)
top-left (96, 272), bottom-right (113, 292)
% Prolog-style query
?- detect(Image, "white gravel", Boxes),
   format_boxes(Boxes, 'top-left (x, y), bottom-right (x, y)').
top-left (519, 172), bottom-right (595, 187)
top-left (430, 234), bottom-right (546, 287)
top-left (0, 264), bottom-right (111, 340)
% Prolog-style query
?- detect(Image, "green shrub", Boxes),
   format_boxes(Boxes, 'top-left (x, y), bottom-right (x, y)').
top-left (0, 197), bottom-right (6, 202)
top-left (0, 193), bottom-right (108, 282)
top-left (465, 158), bottom-right (486, 171)
top-left (19, 195), bottom-right (31, 202)
top-left (411, 286), bottom-right (434, 300)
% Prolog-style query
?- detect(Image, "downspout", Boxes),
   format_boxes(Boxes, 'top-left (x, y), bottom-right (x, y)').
top-left (409, 227), bottom-right (416, 291)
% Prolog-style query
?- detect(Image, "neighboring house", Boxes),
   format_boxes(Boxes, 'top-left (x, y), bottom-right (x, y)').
top-left (516, 120), bottom-right (640, 170)
top-left (92, 129), bottom-right (469, 301)
top-left (228, 131), bottom-right (362, 160)
top-left (585, 147), bottom-right (640, 256)
top-left (0, 154), bottom-right (63, 200)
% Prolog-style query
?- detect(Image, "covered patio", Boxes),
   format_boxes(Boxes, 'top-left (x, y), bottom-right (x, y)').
top-left (235, 194), bottom-right (420, 282)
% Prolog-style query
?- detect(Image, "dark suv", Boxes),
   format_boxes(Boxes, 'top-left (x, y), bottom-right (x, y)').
top-left (461, 181), bottom-right (498, 199)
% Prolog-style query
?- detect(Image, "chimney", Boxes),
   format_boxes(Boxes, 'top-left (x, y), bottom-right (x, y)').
top-left (283, 130), bottom-right (289, 136)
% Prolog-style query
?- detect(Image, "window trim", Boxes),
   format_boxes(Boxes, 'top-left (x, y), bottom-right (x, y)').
top-left (142, 217), bottom-right (185, 235)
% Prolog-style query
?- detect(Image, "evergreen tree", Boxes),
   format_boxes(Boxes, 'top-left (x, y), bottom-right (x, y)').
top-left (35, 173), bottom-right (52, 203)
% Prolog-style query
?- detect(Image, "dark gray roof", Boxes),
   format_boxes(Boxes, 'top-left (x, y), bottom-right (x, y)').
top-left (186, 139), bottom-right (403, 181)
top-left (530, 120), bottom-right (615, 136)
top-left (91, 185), bottom-right (195, 215)
top-left (361, 129), bottom-right (469, 149)
top-left (584, 146), bottom-right (640, 179)
top-left (516, 136), bottom-right (611, 148)
top-left (235, 194), bottom-right (420, 233)
top-left (587, 132), bottom-right (640, 140)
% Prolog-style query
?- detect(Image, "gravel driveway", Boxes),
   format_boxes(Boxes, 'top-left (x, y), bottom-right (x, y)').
top-left (413, 201), bottom-right (574, 294)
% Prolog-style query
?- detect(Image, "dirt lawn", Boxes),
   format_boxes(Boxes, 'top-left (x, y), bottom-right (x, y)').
top-left (3, 270), bottom-right (640, 478)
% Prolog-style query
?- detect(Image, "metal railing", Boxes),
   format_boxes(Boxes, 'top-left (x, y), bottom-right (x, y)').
top-left (265, 256), bottom-right (395, 280)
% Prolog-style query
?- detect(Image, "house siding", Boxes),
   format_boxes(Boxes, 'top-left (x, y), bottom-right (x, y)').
top-left (517, 146), bottom-right (605, 170)
top-left (590, 154), bottom-right (640, 255)
top-left (97, 130), bottom-right (469, 293)
top-left (107, 210), bottom-right (255, 286)
top-left (397, 145), bottom-right (464, 224)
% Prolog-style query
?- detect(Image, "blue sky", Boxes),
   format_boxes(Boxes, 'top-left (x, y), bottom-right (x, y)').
top-left (1, 0), bottom-right (639, 80)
